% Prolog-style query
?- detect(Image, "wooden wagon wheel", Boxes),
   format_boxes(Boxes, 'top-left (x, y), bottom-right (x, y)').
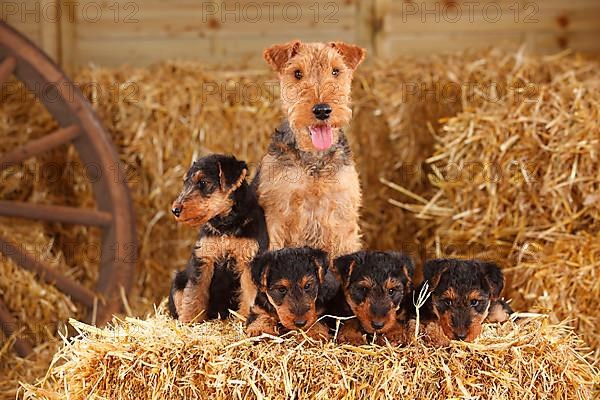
top-left (0, 21), bottom-right (137, 357)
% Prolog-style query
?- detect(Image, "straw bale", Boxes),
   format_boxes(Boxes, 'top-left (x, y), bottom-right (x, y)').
top-left (19, 311), bottom-right (599, 400)
top-left (0, 61), bottom-right (418, 396)
top-left (1, 48), bottom-right (600, 396)
top-left (384, 50), bottom-right (600, 356)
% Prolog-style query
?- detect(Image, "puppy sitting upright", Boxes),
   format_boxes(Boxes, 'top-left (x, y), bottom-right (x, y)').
top-left (168, 154), bottom-right (268, 323)
top-left (246, 247), bottom-right (333, 340)
top-left (255, 40), bottom-right (366, 263)
top-left (331, 251), bottom-right (415, 345)
top-left (415, 258), bottom-right (513, 346)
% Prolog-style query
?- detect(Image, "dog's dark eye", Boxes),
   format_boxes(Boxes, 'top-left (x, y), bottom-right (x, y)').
top-left (304, 282), bottom-right (312, 291)
top-left (332, 68), bottom-right (339, 76)
top-left (388, 288), bottom-right (397, 296)
top-left (294, 70), bottom-right (303, 80)
top-left (197, 180), bottom-right (208, 188)
top-left (443, 299), bottom-right (452, 307)
top-left (277, 287), bottom-right (287, 295)
top-left (470, 299), bottom-right (480, 307)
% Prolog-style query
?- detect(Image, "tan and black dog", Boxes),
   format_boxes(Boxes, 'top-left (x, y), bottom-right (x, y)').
top-left (168, 154), bottom-right (268, 323)
top-left (414, 258), bottom-right (513, 346)
top-left (329, 251), bottom-right (415, 345)
top-left (245, 247), bottom-right (334, 340)
top-left (254, 40), bottom-right (366, 264)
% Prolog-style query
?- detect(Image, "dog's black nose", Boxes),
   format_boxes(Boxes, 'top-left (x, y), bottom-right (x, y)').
top-left (172, 206), bottom-right (182, 217)
top-left (294, 319), bottom-right (307, 328)
top-left (371, 321), bottom-right (385, 330)
top-left (455, 333), bottom-right (468, 341)
top-left (312, 103), bottom-right (332, 120)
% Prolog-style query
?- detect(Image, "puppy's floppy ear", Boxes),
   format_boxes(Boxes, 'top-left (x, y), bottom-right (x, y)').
top-left (329, 42), bottom-right (366, 70)
top-left (394, 253), bottom-right (415, 285)
top-left (333, 254), bottom-right (358, 287)
top-left (423, 259), bottom-right (448, 290)
top-left (251, 252), bottom-right (273, 291)
top-left (263, 40), bottom-right (301, 73)
top-left (218, 158), bottom-right (248, 192)
top-left (480, 261), bottom-right (504, 300)
top-left (310, 248), bottom-right (329, 284)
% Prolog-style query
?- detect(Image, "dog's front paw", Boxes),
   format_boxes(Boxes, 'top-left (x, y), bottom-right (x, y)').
top-left (306, 322), bottom-right (330, 341)
top-left (422, 322), bottom-right (451, 347)
top-left (246, 322), bottom-right (277, 338)
top-left (403, 320), bottom-right (418, 344)
top-left (486, 299), bottom-right (513, 323)
top-left (380, 329), bottom-right (406, 346)
top-left (337, 324), bottom-right (366, 345)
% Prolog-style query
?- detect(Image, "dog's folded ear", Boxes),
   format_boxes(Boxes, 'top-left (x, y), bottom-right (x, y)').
top-left (251, 252), bottom-right (273, 290)
top-left (389, 251), bottom-right (415, 284)
top-left (263, 40), bottom-right (301, 73)
top-left (393, 252), bottom-right (415, 284)
top-left (218, 157), bottom-right (248, 192)
top-left (333, 253), bottom-right (358, 287)
top-left (480, 261), bottom-right (504, 300)
top-left (329, 42), bottom-right (366, 70)
top-left (309, 248), bottom-right (329, 284)
top-left (423, 259), bottom-right (449, 290)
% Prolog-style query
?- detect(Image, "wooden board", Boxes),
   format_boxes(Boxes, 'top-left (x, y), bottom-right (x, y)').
top-left (379, 0), bottom-right (600, 56)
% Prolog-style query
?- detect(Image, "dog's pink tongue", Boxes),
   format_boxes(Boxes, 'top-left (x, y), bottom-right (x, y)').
top-left (309, 125), bottom-right (333, 150)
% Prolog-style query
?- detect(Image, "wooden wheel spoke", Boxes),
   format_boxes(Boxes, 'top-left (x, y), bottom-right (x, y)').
top-left (0, 235), bottom-right (96, 308)
top-left (0, 22), bottom-right (137, 353)
top-left (0, 201), bottom-right (113, 227)
top-left (0, 56), bottom-right (16, 86)
top-left (0, 125), bottom-right (80, 170)
top-left (0, 298), bottom-right (33, 357)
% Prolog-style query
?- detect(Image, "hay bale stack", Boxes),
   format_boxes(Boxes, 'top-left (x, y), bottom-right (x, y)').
top-left (20, 312), bottom-right (598, 399)
top-left (2, 48), bottom-right (600, 395)
top-left (0, 59), bottom-right (434, 395)
top-left (385, 51), bottom-right (600, 356)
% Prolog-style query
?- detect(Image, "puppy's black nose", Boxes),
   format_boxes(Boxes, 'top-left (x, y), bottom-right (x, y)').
top-left (371, 321), bottom-right (385, 330)
top-left (455, 333), bottom-right (468, 341)
top-left (294, 319), bottom-right (307, 328)
top-left (312, 103), bottom-right (332, 120)
top-left (172, 206), bottom-right (182, 218)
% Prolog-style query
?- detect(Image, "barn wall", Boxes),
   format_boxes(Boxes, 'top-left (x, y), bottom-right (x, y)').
top-left (379, 0), bottom-right (600, 56)
top-left (2, 0), bottom-right (600, 70)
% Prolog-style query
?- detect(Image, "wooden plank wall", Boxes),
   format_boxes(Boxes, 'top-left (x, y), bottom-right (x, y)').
top-left (2, 0), bottom-right (600, 70)
top-left (379, 0), bottom-right (600, 56)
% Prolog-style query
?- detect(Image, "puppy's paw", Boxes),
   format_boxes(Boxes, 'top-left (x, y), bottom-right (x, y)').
top-left (246, 322), bottom-right (277, 338)
top-left (403, 320), bottom-right (418, 344)
top-left (486, 299), bottom-right (513, 323)
top-left (306, 322), bottom-right (330, 341)
top-left (422, 322), bottom-right (451, 347)
top-left (382, 328), bottom-right (408, 346)
top-left (337, 325), bottom-right (366, 345)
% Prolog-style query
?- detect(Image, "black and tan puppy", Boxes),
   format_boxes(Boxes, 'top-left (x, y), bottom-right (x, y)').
top-left (330, 251), bottom-right (414, 345)
top-left (245, 247), bottom-right (333, 340)
top-left (168, 154), bottom-right (268, 323)
top-left (415, 258), bottom-right (513, 346)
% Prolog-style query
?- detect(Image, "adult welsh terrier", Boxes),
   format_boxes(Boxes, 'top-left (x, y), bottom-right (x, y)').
top-left (254, 40), bottom-right (366, 273)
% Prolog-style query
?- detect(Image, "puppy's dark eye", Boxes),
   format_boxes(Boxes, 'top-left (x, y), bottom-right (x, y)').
top-left (304, 282), bottom-right (312, 291)
top-left (277, 287), bottom-right (287, 295)
top-left (332, 68), bottom-right (339, 76)
top-left (294, 70), bottom-right (303, 80)
top-left (388, 288), bottom-right (398, 296)
top-left (443, 299), bottom-right (452, 307)
top-left (197, 180), bottom-right (208, 187)
top-left (470, 299), bottom-right (480, 307)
